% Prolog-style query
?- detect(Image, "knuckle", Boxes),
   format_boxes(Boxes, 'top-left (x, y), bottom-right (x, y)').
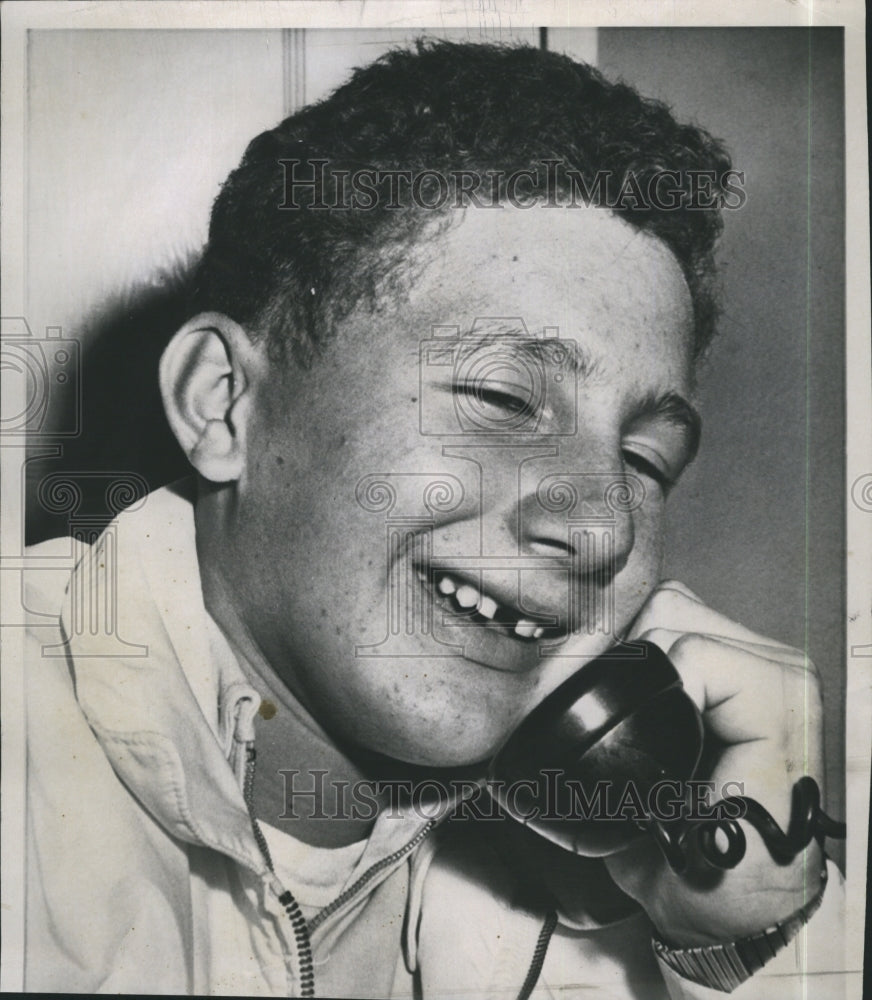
top-left (801, 667), bottom-right (824, 708)
top-left (639, 627), bottom-right (672, 649)
top-left (659, 578), bottom-right (701, 602)
top-left (783, 651), bottom-right (822, 689)
top-left (645, 585), bottom-right (687, 620)
top-left (799, 651), bottom-right (821, 679)
top-left (671, 631), bottom-right (703, 650)
top-left (803, 655), bottom-right (821, 682)
top-left (669, 632), bottom-right (706, 658)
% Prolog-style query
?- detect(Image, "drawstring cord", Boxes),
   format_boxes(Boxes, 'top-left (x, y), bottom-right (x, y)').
top-left (516, 911), bottom-right (558, 1000)
top-left (243, 744), bottom-right (316, 998)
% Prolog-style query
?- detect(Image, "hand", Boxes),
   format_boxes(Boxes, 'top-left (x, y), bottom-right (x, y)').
top-left (603, 580), bottom-right (826, 947)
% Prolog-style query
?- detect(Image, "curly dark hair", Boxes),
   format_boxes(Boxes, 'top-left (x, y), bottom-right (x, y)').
top-left (193, 39), bottom-right (733, 362)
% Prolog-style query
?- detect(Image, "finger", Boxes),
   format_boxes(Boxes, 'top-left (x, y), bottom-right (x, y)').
top-left (710, 740), bottom-right (824, 834)
top-left (667, 633), bottom-right (823, 767)
top-left (638, 627), bottom-right (811, 673)
top-left (628, 580), bottom-right (802, 654)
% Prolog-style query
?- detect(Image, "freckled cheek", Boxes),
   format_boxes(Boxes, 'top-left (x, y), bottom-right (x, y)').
top-left (633, 497), bottom-right (666, 554)
top-left (374, 671), bottom-right (504, 740)
top-left (324, 410), bottom-right (428, 477)
top-left (618, 506), bottom-right (666, 605)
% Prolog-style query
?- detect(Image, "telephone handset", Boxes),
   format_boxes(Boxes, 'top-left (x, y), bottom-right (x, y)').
top-left (488, 641), bottom-right (845, 875)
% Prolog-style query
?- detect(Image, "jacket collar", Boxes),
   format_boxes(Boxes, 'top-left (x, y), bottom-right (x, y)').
top-left (61, 479), bottom-right (445, 881)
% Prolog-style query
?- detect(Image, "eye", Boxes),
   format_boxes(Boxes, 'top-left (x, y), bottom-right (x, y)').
top-left (621, 447), bottom-right (674, 492)
top-left (454, 382), bottom-right (534, 416)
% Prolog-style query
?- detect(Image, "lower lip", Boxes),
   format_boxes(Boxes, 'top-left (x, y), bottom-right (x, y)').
top-left (414, 570), bottom-right (543, 674)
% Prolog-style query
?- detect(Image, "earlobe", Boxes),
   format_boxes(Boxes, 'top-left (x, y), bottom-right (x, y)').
top-left (159, 312), bottom-right (256, 483)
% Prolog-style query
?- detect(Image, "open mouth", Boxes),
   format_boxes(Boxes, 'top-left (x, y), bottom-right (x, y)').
top-left (415, 567), bottom-right (563, 643)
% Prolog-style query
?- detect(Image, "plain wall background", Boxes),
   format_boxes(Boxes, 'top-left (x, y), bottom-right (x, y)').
top-left (25, 30), bottom-right (286, 416)
top-left (23, 27), bottom-right (845, 845)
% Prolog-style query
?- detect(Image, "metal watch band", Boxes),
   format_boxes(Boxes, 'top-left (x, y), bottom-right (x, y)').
top-left (652, 864), bottom-right (828, 993)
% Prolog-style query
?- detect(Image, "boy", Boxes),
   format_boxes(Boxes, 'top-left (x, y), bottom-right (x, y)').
top-left (24, 40), bottom-right (843, 997)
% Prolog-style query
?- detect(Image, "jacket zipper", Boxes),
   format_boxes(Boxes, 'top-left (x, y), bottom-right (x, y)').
top-left (245, 744), bottom-right (438, 994)
top-left (308, 818), bottom-right (438, 933)
top-left (244, 746), bottom-right (315, 997)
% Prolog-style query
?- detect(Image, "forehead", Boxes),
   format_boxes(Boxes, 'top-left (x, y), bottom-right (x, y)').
top-left (387, 206), bottom-right (694, 377)
top-left (293, 205), bottom-right (696, 412)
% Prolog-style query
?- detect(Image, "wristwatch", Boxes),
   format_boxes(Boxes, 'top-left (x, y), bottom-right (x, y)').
top-left (652, 864), bottom-right (828, 993)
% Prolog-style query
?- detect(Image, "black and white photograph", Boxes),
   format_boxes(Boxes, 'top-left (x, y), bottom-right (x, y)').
top-left (1, 2), bottom-right (869, 997)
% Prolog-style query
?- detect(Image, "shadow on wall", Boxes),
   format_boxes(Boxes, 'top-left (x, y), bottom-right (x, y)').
top-left (26, 266), bottom-right (196, 546)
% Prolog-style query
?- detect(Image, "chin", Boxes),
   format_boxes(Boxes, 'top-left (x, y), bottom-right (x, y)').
top-left (374, 729), bottom-right (506, 772)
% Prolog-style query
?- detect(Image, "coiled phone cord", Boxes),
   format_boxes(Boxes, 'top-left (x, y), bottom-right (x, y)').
top-left (648, 776), bottom-right (846, 874)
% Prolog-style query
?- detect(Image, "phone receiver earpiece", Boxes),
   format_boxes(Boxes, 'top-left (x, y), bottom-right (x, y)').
top-left (487, 641), bottom-right (845, 875)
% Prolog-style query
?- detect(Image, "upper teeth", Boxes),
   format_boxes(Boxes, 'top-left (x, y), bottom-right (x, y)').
top-left (477, 595), bottom-right (498, 619)
top-left (455, 585), bottom-right (479, 609)
top-left (429, 572), bottom-right (545, 640)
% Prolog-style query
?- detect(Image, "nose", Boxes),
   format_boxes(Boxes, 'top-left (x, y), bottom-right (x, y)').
top-left (441, 440), bottom-right (642, 634)
top-left (517, 466), bottom-right (640, 580)
top-left (443, 440), bottom-right (641, 579)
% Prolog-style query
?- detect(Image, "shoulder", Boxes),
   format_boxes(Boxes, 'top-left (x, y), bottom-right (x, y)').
top-left (23, 534), bottom-right (91, 616)
top-left (21, 535), bottom-right (101, 779)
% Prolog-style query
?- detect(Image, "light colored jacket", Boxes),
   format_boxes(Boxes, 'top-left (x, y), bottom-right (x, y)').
top-left (22, 483), bottom-right (846, 997)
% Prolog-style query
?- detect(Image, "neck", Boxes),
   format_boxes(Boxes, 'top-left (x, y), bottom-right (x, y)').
top-left (194, 486), bottom-right (484, 847)
top-left (196, 495), bottom-right (378, 848)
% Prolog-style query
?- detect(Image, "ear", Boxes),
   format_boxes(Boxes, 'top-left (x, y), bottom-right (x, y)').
top-left (159, 312), bottom-right (261, 482)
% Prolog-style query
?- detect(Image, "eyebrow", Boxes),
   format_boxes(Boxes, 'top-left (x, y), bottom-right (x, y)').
top-left (516, 338), bottom-right (601, 379)
top-left (457, 327), bottom-right (601, 379)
